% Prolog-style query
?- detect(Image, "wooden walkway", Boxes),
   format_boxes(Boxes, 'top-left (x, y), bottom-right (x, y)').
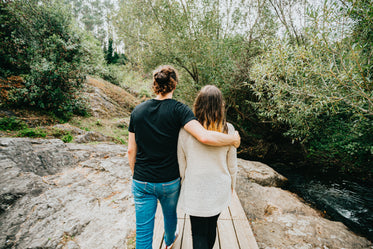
top-left (153, 191), bottom-right (259, 249)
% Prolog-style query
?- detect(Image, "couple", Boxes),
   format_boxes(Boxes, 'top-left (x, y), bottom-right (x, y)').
top-left (127, 65), bottom-right (239, 249)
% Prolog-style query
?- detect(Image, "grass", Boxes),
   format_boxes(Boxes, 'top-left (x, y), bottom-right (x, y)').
top-left (0, 71), bottom-right (141, 144)
top-left (0, 117), bottom-right (46, 138)
top-left (62, 133), bottom-right (74, 143)
top-left (117, 65), bottom-right (152, 95)
top-left (69, 116), bottom-right (129, 144)
top-left (0, 117), bottom-right (27, 131)
top-left (17, 128), bottom-right (47, 138)
top-left (0, 116), bottom-right (129, 144)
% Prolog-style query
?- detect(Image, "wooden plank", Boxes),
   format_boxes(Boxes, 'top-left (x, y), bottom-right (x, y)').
top-left (217, 219), bottom-right (240, 249)
top-left (172, 213), bottom-right (185, 249)
top-left (181, 217), bottom-right (193, 249)
top-left (152, 190), bottom-right (259, 249)
top-left (229, 191), bottom-right (249, 220)
top-left (230, 191), bottom-right (259, 249)
top-left (232, 219), bottom-right (259, 249)
top-left (153, 202), bottom-right (164, 249)
top-left (219, 207), bottom-right (231, 220)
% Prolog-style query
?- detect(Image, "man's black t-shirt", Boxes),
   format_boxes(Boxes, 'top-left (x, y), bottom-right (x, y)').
top-left (128, 99), bottom-right (196, 183)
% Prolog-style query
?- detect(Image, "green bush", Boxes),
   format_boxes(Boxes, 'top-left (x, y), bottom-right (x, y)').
top-left (248, 3), bottom-right (373, 176)
top-left (307, 111), bottom-right (373, 174)
top-left (0, 117), bottom-right (27, 131)
top-left (1, 0), bottom-right (89, 121)
top-left (62, 133), bottom-right (74, 143)
top-left (17, 128), bottom-right (46, 138)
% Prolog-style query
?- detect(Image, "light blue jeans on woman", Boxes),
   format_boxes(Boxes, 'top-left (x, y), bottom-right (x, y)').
top-left (132, 178), bottom-right (180, 249)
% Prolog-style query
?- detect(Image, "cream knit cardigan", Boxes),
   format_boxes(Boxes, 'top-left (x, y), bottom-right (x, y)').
top-left (177, 123), bottom-right (237, 217)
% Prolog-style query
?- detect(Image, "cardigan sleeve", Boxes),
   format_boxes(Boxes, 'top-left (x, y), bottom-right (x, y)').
top-left (227, 124), bottom-right (238, 190)
top-left (177, 129), bottom-right (187, 184)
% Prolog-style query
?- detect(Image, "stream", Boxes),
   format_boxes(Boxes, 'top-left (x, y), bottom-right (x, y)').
top-left (271, 165), bottom-right (373, 242)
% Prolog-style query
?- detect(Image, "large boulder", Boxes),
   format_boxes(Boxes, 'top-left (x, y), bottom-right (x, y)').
top-left (0, 138), bottom-right (135, 249)
top-left (236, 161), bottom-right (373, 249)
top-left (237, 158), bottom-right (288, 187)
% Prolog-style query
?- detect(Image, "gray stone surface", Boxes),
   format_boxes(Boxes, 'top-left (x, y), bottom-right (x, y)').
top-left (1, 137), bottom-right (372, 249)
top-left (236, 166), bottom-right (373, 249)
top-left (0, 138), bottom-right (134, 249)
top-left (237, 158), bottom-right (288, 187)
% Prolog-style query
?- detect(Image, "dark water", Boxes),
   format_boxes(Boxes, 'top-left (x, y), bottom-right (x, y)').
top-left (271, 165), bottom-right (373, 242)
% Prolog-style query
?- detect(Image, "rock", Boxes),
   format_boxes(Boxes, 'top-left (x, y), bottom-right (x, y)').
top-left (74, 131), bottom-right (117, 143)
top-left (0, 137), bottom-right (135, 249)
top-left (115, 118), bottom-right (129, 128)
top-left (83, 77), bottom-right (139, 119)
top-left (236, 173), bottom-right (373, 249)
top-left (1, 137), bottom-right (372, 249)
top-left (237, 158), bottom-right (288, 187)
top-left (0, 137), bottom-right (75, 176)
top-left (53, 124), bottom-right (87, 135)
top-left (65, 241), bottom-right (80, 249)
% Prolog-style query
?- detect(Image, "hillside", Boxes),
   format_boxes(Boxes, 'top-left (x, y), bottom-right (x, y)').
top-left (0, 76), bottom-right (141, 143)
top-left (83, 76), bottom-right (140, 119)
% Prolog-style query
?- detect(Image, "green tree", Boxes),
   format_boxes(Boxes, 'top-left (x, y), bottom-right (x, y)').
top-left (249, 0), bottom-right (372, 175)
top-left (63, 0), bottom-right (112, 45)
top-left (343, 0), bottom-right (373, 82)
top-left (106, 37), bottom-right (114, 64)
top-left (115, 0), bottom-right (276, 118)
top-left (1, 0), bottom-right (88, 120)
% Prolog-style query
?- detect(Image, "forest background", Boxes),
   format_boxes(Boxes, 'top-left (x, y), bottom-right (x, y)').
top-left (0, 0), bottom-right (372, 182)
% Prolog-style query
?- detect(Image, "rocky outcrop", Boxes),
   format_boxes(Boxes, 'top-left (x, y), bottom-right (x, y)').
top-left (1, 137), bottom-right (372, 249)
top-left (84, 77), bottom-right (139, 119)
top-left (237, 159), bottom-right (288, 187)
top-left (52, 124), bottom-right (119, 143)
top-left (236, 161), bottom-right (373, 249)
top-left (0, 138), bottom-right (134, 249)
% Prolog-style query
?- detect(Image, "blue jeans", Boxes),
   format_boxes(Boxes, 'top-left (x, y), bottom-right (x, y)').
top-left (132, 178), bottom-right (180, 249)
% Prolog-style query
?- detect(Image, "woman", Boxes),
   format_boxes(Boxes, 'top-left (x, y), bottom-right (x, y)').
top-left (177, 85), bottom-right (238, 249)
top-left (127, 66), bottom-right (240, 249)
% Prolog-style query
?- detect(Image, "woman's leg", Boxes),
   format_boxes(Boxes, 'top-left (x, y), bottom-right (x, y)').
top-left (207, 214), bottom-right (220, 248)
top-left (190, 214), bottom-right (220, 249)
top-left (157, 178), bottom-right (181, 246)
top-left (190, 216), bottom-right (209, 249)
top-left (132, 179), bottom-right (158, 249)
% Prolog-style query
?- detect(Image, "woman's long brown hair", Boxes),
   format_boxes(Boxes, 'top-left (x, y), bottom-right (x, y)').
top-left (193, 85), bottom-right (228, 134)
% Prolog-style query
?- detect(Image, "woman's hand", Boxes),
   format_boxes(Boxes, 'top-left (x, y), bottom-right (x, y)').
top-left (233, 131), bottom-right (240, 148)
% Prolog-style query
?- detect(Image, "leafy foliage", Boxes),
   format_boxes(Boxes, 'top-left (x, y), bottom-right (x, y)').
top-left (62, 0), bottom-right (115, 45)
top-left (0, 0), bottom-right (88, 120)
top-left (115, 0), bottom-right (275, 123)
top-left (346, 0), bottom-right (373, 82)
top-left (62, 133), bottom-right (74, 143)
top-left (115, 0), bottom-right (372, 177)
top-left (0, 117), bottom-right (27, 131)
top-left (17, 128), bottom-right (47, 138)
top-left (249, 1), bottom-right (372, 174)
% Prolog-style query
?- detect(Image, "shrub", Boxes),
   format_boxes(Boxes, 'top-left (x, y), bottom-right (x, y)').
top-left (17, 128), bottom-right (46, 138)
top-left (62, 133), bottom-right (74, 143)
top-left (1, 0), bottom-right (88, 121)
top-left (0, 117), bottom-right (27, 131)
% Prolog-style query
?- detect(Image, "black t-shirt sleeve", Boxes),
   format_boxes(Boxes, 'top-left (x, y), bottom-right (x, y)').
top-left (128, 112), bottom-right (135, 133)
top-left (174, 101), bottom-right (197, 127)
